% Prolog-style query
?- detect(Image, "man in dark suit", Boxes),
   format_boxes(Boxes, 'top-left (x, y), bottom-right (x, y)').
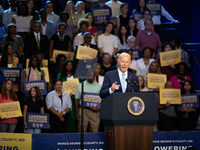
top-left (100, 53), bottom-right (139, 99)
top-left (24, 21), bottom-right (49, 59)
top-left (73, 32), bottom-right (102, 65)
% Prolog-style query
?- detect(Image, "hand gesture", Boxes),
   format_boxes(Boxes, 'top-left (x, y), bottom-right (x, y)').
top-left (111, 82), bottom-right (120, 92)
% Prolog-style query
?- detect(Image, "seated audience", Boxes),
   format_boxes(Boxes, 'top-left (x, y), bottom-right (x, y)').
top-left (26, 0), bottom-right (39, 21)
top-left (85, 13), bottom-right (97, 41)
top-left (116, 3), bottom-right (129, 30)
top-left (24, 21), bottom-right (49, 59)
top-left (126, 36), bottom-right (141, 60)
top-left (137, 8), bottom-right (151, 31)
top-left (1, 23), bottom-right (24, 57)
top-left (45, 80), bottom-right (72, 133)
top-left (137, 47), bottom-right (155, 76)
top-left (169, 62), bottom-right (191, 90)
top-left (117, 25), bottom-right (128, 50)
top-left (98, 22), bottom-right (118, 56)
top-left (105, 0), bottom-right (122, 17)
top-left (12, 3), bottom-right (33, 38)
top-left (23, 86), bottom-right (44, 133)
top-left (138, 76), bottom-right (148, 91)
top-left (0, 79), bottom-right (18, 133)
top-left (127, 17), bottom-right (138, 37)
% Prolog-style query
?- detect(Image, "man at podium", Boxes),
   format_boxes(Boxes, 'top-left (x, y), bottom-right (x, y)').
top-left (100, 53), bottom-right (139, 99)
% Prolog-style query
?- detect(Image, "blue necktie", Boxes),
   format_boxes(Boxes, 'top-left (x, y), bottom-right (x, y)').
top-left (121, 73), bottom-right (125, 93)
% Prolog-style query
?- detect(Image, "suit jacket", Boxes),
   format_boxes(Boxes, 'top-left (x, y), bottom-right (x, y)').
top-left (39, 20), bottom-right (55, 39)
top-left (73, 43), bottom-right (102, 65)
top-left (24, 32), bottom-right (49, 59)
top-left (100, 69), bottom-right (139, 99)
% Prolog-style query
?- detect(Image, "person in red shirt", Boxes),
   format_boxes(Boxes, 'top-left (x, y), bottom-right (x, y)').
top-left (0, 79), bottom-right (18, 132)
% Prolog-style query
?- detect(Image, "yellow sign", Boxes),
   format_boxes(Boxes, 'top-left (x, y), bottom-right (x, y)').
top-left (41, 67), bottom-right (49, 83)
top-left (63, 78), bottom-right (79, 95)
top-left (53, 50), bottom-right (74, 62)
top-left (148, 73), bottom-right (167, 89)
top-left (159, 89), bottom-right (181, 104)
top-left (0, 133), bottom-right (32, 150)
top-left (76, 46), bottom-right (98, 60)
top-left (127, 97), bottom-right (145, 116)
top-left (26, 59), bottom-right (48, 68)
top-left (159, 49), bottom-right (181, 67)
top-left (0, 102), bottom-right (22, 119)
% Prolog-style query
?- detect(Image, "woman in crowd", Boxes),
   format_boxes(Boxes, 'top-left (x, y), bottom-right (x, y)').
top-left (73, 19), bottom-right (95, 50)
top-left (138, 76), bottom-right (149, 91)
top-left (132, 0), bottom-right (147, 22)
top-left (93, 63), bottom-right (104, 86)
top-left (57, 60), bottom-right (77, 133)
top-left (74, 1), bottom-right (85, 27)
top-left (117, 25), bottom-right (129, 50)
top-left (158, 81), bottom-right (177, 131)
top-left (26, 0), bottom-right (39, 21)
top-left (98, 22), bottom-right (118, 57)
top-left (45, 80), bottom-right (72, 133)
top-left (1, 23), bottom-right (24, 57)
top-left (85, 13), bottom-right (97, 42)
top-left (117, 3), bottom-right (129, 30)
top-left (64, 1), bottom-right (76, 27)
top-left (50, 54), bottom-right (67, 84)
top-left (169, 62), bottom-right (191, 89)
top-left (0, 79), bottom-right (18, 132)
top-left (159, 43), bottom-right (175, 80)
top-left (137, 9), bottom-right (152, 31)
top-left (137, 47), bottom-right (155, 76)
top-left (21, 55), bottom-right (45, 93)
top-left (12, 3), bottom-right (33, 38)
top-left (23, 86), bottom-right (44, 133)
top-left (178, 80), bottom-right (199, 131)
top-left (0, 44), bottom-right (19, 68)
top-left (49, 22), bottom-right (71, 64)
top-left (127, 17), bottom-right (138, 37)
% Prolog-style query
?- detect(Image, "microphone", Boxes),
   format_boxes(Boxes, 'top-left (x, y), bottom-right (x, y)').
top-left (132, 79), bottom-right (139, 87)
top-left (126, 78), bottom-right (134, 92)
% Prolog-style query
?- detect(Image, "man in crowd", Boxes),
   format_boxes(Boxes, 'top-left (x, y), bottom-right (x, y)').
top-left (126, 36), bottom-right (141, 60)
top-left (135, 19), bottom-right (162, 59)
top-left (101, 53), bottom-right (113, 75)
top-left (90, 0), bottom-right (112, 34)
top-left (100, 53), bottom-right (139, 99)
top-left (105, 0), bottom-right (122, 17)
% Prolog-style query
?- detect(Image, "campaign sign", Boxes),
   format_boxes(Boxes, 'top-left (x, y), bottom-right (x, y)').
top-left (177, 93), bottom-right (199, 110)
top-left (32, 133), bottom-right (107, 150)
top-left (134, 12), bottom-right (143, 22)
top-left (26, 112), bottom-right (49, 129)
top-left (153, 131), bottom-right (200, 149)
top-left (83, 92), bottom-right (101, 109)
top-left (24, 80), bottom-right (47, 96)
top-left (0, 68), bottom-right (21, 83)
top-left (147, 2), bottom-right (161, 16)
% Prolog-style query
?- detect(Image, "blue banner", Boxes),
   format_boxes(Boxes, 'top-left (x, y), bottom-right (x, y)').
top-left (147, 2), bottom-right (161, 16)
top-left (0, 68), bottom-right (21, 83)
top-left (153, 131), bottom-right (200, 149)
top-left (24, 80), bottom-right (47, 96)
top-left (32, 133), bottom-right (107, 150)
top-left (27, 112), bottom-right (49, 129)
top-left (177, 93), bottom-right (199, 110)
top-left (83, 92), bottom-right (101, 109)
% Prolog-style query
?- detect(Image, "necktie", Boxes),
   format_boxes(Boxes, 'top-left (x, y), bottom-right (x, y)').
top-left (121, 73), bottom-right (125, 93)
top-left (36, 34), bottom-right (40, 49)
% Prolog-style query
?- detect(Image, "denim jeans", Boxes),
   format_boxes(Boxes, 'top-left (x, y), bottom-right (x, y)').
top-left (24, 128), bottom-right (41, 134)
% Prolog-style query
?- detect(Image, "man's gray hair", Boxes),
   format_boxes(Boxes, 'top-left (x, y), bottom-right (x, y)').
top-left (127, 35), bottom-right (135, 42)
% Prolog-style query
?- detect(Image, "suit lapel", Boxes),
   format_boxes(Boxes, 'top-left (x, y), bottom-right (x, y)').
top-left (114, 69), bottom-right (122, 92)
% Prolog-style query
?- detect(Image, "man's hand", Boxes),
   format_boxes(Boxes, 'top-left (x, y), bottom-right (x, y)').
top-left (165, 101), bottom-right (170, 107)
top-left (57, 112), bottom-right (63, 118)
top-left (60, 116), bottom-right (65, 122)
top-left (91, 107), bottom-right (100, 112)
top-left (76, 113), bottom-right (81, 122)
top-left (111, 82), bottom-right (120, 92)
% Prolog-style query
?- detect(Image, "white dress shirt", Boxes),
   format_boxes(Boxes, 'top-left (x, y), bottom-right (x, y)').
top-left (41, 23), bottom-right (47, 35)
top-left (109, 68), bottom-right (128, 94)
top-left (105, 0), bottom-right (122, 17)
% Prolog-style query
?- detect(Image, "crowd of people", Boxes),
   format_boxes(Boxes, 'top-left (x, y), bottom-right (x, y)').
top-left (0, 0), bottom-right (199, 134)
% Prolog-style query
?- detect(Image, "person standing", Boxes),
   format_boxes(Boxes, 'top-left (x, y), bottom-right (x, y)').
top-left (105, 0), bottom-right (122, 18)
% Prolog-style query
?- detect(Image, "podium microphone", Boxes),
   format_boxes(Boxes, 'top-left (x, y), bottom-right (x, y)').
top-left (126, 78), bottom-right (134, 92)
top-left (132, 79), bottom-right (139, 87)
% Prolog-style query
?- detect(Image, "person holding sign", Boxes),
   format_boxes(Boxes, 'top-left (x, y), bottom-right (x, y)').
top-left (45, 80), bottom-right (72, 133)
top-left (57, 60), bottom-right (78, 133)
top-left (23, 87), bottom-right (44, 133)
top-left (0, 79), bottom-right (18, 132)
top-left (177, 80), bottom-right (199, 131)
top-left (21, 55), bottom-right (45, 93)
top-left (132, 0), bottom-right (147, 23)
top-left (137, 8), bottom-right (152, 31)
top-left (158, 81), bottom-right (177, 131)
top-left (169, 62), bottom-right (191, 90)
top-left (100, 53), bottom-right (139, 99)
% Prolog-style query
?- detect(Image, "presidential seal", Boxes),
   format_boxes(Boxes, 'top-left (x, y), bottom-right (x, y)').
top-left (127, 97), bottom-right (145, 116)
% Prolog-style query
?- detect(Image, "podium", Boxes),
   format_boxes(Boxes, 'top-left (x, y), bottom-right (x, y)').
top-left (100, 92), bottom-right (158, 150)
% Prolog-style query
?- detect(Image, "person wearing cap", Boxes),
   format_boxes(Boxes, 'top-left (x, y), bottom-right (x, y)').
top-left (0, 23), bottom-right (24, 57)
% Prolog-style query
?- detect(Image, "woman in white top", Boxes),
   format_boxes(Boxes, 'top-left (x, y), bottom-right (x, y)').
top-left (117, 25), bottom-right (129, 50)
top-left (138, 76), bottom-right (149, 91)
top-left (98, 22), bottom-right (118, 57)
top-left (137, 47), bottom-right (155, 76)
top-left (12, 3), bottom-right (33, 38)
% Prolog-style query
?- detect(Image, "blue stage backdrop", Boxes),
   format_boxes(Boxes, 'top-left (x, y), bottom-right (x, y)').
top-left (153, 131), bottom-right (200, 149)
top-left (32, 133), bottom-right (107, 150)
